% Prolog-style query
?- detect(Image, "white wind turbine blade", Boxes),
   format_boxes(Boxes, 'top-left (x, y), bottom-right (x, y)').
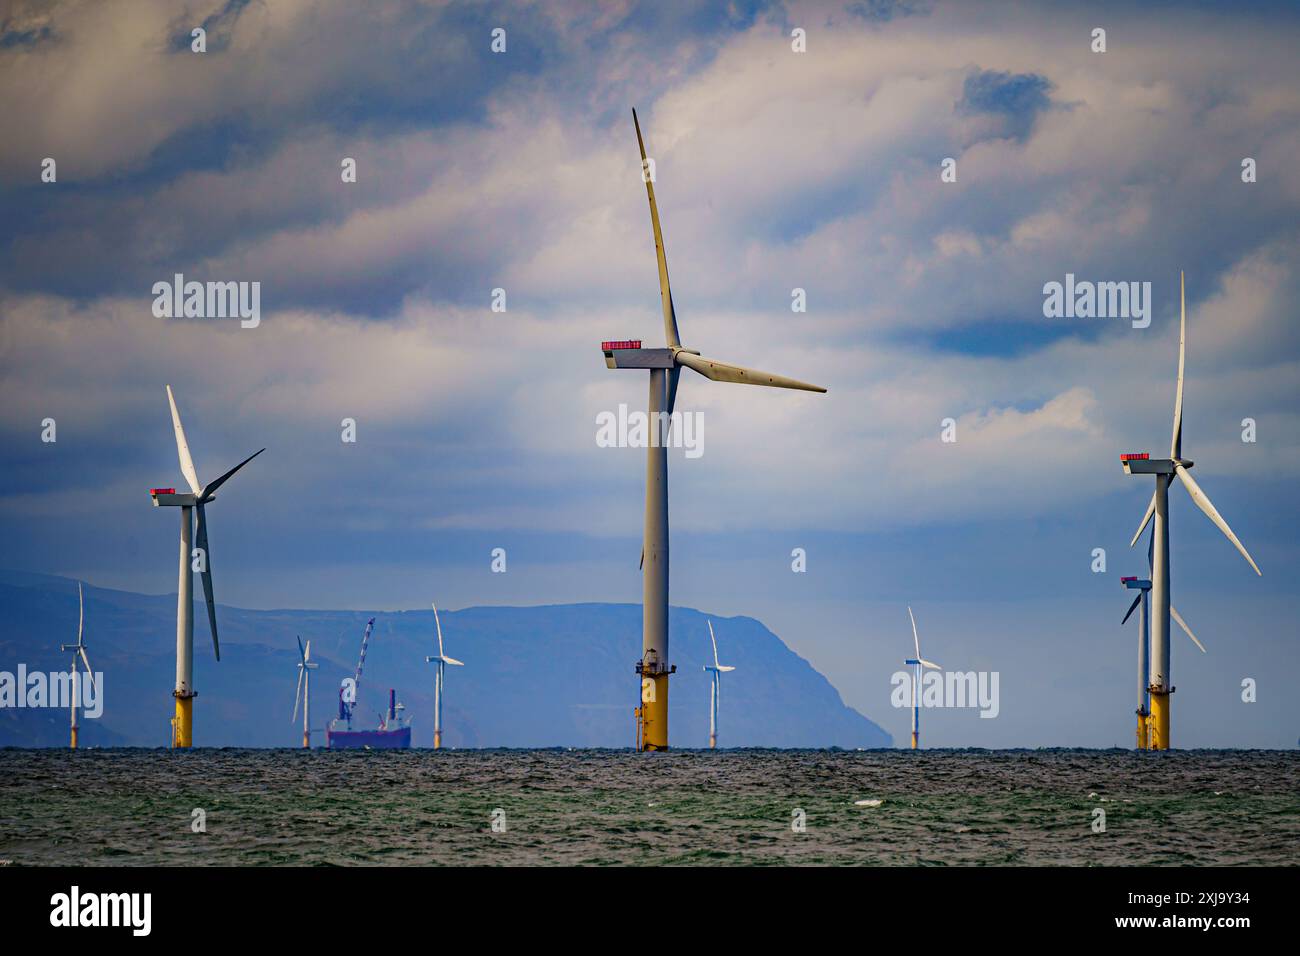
top-left (292, 666), bottom-right (304, 723)
top-left (632, 109), bottom-right (681, 350)
top-left (716, 665), bottom-right (735, 672)
top-left (444, 657), bottom-right (464, 667)
top-left (675, 352), bottom-right (826, 392)
top-left (908, 606), bottom-right (921, 660)
top-left (165, 385), bottom-right (202, 495)
top-left (199, 448), bottom-right (264, 502)
top-left (79, 648), bottom-right (95, 690)
top-left (433, 602), bottom-right (445, 657)
top-left (1173, 463), bottom-right (1262, 576)
top-left (1121, 592), bottom-right (1142, 626)
top-left (708, 620), bottom-right (720, 668)
top-left (77, 581), bottom-right (84, 646)
top-left (1170, 605), bottom-right (1207, 654)
top-left (1170, 272), bottom-right (1186, 460)
top-left (1130, 490), bottom-right (1157, 548)
top-left (918, 659), bottom-right (942, 671)
top-left (304, 639), bottom-right (311, 663)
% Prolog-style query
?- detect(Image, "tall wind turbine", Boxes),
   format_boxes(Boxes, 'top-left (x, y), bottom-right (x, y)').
top-left (702, 620), bottom-right (735, 749)
top-left (291, 636), bottom-right (318, 749)
top-left (904, 607), bottom-right (941, 750)
top-left (150, 385), bottom-right (263, 748)
top-left (425, 603), bottom-right (463, 749)
top-left (59, 582), bottom-right (95, 750)
top-left (1121, 272), bottom-right (1259, 749)
top-left (1122, 532), bottom-right (1206, 750)
top-left (604, 109), bottom-right (826, 751)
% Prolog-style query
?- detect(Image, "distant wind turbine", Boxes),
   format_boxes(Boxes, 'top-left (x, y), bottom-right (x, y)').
top-left (150, 385), bottom-right (263, 748)
top-left (1122, 531), bottom-right (1205, 750)
top-left (702, 620), bottom-right (735, 749)
top-left (59, 581), bottom-right (95, 750)
top-left (1121, 272), bottom-right (1257, 749)
top-left (604, 109), bottom-right (826, 751)
top-left (425, 603), bottom-right (463, 749)
top-left (905, 607), bottom-right (941, 750)
top-left (292, 636), bottom-right (318, 749)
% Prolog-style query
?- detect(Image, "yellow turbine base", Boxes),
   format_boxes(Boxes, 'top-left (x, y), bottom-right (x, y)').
top-left (641, 673), bottom-right (670, 751)
top-left (1136, 711), bottom-right (1149, 750)
top-left (911, 731), bottom-right (918, 750)
top-left (434, 730), bottom-right (442, 750)
top-left (1149, 691), bottom-right (1170, 751)
top-left (173, 696), bottom-right (193, 748)
top-left (70, 727), bottom-right (78, 750)
top-left (302, 732), bottom-right (310, 749)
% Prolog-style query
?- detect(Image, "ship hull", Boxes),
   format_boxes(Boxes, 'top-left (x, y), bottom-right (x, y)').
top-left (326, 727), bottom-right (411, 749)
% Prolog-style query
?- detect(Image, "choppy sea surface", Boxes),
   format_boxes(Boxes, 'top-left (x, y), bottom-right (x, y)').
top-left (1, 749), bottom-right (1296, 866)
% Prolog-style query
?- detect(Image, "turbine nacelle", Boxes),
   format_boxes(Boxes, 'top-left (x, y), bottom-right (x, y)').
top-left (1120, 455), bottom-right (1190, 476)
top-left (150, 489), bottom-right (199, 507)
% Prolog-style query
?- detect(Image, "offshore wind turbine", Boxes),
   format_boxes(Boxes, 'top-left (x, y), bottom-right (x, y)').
top-left (291, 636), bottom-right (318, 749)
top-left (150, 385), bottom-right (263, 748)
top-left (904, 607), bottom-right (941, 750)
top-left (425, 603), bottom-right (463, 749)
top-left (1120, 272), bottom-right (1259, 749)
top-left (59, 582), bottom-right (95, 750)
top-left (1122, 532), bottom-right (1206, 750)
top-left (702, 620), bottom-right (735, 749)
top-left (1120, 573), bottom-right (1152, 750)
top-left (604, 109), bottom-right (826, 751)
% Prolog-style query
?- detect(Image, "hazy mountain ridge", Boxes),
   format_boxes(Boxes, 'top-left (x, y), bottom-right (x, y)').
top-left (0, 571), bottom-right (890, 749)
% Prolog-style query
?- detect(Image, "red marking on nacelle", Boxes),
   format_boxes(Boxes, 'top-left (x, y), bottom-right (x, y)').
top-left (150, 488), bottom-right (176, 495)
top-left (601, 340), bottom-right (642, 350)
top-left (1120, 453), bottom-right (1150, 461)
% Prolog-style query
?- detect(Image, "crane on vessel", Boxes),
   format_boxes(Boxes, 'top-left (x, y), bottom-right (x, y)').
top-left (337, 617), bottom-right (376, 730)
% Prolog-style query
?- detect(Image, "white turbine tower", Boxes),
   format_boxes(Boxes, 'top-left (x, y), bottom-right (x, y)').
top-left (905, 607), bottom-right (941, 750)
top-left (291, 636), bottom-right (318, 749)
top-left (1121, 272), bottom-right (1260, 749)
top-left (1122, 531), bottom-right (1205, 750)
top-left (702, 620), bottom-right (735, 749)
top-left (425, 603), bottom-right (463, 749)
top-left (59, 581), bottom-right (95, 750)
top-left (150, 385), bottom-right (263, 748)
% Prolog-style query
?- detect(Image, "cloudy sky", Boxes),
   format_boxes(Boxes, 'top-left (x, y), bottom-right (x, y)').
top-left (2, 0), bottom-right (1297, 747)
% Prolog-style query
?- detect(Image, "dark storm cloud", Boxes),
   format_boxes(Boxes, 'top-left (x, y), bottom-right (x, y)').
top-left (958, 69), bottom-right (1053, 140)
